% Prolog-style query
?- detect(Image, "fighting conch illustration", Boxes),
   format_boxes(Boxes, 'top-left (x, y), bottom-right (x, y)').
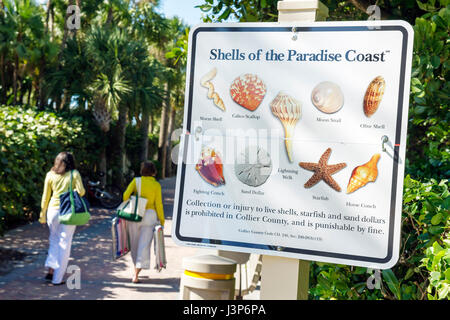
top-left (195, 147), bottom-right (225, 187)
top-left (363, 76), bottom-right (385, 117)
top-left (230, 74), bottom-right (266, 111)
top-left (270, 92), bottom-right (301, 162)
top-left (346, 153), bottom-right (381, 194)
top-left (200, 68), bottom-right (226, 111)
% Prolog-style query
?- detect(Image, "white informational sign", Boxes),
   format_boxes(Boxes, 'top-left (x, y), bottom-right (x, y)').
top-left (172, 21), bottom-right (414, 269)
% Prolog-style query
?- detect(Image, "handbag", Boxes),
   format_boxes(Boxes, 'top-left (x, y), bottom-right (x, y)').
top-left (153, 224), bottom-right (167, 272)
top-left (111, 217), bottom-right (130, 260)
top-left (117, 178), bottom-right (148, 222)
top-left (59, 170), bottom-right (91, 225)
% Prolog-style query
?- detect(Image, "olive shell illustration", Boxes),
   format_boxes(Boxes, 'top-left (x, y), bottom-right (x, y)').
top-left (363, 76), bottom-right (385, 117)
top-left (230, 74), bottom-right (266, 111)
top-left (235, 146), bottom-right (272, 187)
top-left (311, 81), bottom-right (344, 114)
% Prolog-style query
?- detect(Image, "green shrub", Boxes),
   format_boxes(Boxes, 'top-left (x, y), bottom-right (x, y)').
top-left (0, 105), bottom-right (102, 234)
top-left (309, 176), bottom-right (449, 300)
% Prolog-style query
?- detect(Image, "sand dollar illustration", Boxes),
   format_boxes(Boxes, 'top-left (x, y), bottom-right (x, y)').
top-left (234, 146), bottom-right (272, 187)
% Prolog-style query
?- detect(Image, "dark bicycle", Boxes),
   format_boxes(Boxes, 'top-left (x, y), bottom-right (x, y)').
top-left (85, 172), bottom-right (122, 209)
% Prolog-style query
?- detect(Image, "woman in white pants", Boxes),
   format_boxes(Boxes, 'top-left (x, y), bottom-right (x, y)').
top-left (122, 161), bottom-right (165, 283)
top-left (39, 152), bottom-right (85, 285)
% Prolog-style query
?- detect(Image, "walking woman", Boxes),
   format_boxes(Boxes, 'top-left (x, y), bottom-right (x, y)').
top-left (39, 152), bottom-right (85, 285)
top-left (123, 161), bottom-right (165, 283)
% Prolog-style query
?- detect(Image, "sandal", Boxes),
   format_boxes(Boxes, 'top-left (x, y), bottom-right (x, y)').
top-left (49, 281), bottom-right (66, 286)
top-left (132, 277), bottom-right (141, 284)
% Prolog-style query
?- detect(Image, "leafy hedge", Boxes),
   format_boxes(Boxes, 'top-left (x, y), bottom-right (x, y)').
top-left (0, 105), bottom-right (102, 234)
top-left (309, 176), bottom-right (449, 300)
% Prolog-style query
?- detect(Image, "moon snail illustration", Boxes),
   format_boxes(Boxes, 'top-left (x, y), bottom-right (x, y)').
top-left (311, 81), bottom-right (344, 114)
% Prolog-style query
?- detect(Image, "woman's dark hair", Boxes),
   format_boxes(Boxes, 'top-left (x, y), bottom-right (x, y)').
top-left (52, 152), bottom-right (76, 174)
top-left (140, 161), bottom-right (156, 177)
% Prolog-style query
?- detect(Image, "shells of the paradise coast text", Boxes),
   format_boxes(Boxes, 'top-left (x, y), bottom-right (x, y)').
top-left (347, 153), bottom-right (380, 194)
top-left (195, 147), bottom-right (225, 187)
top-left (311, 81), bottom-right (344, 114)
top-left (363, 76), bottom-right (385, 117)
top-left (230, 73), bottom-right (266, 111)
top-left (270, 91), bottom-right (302, 162)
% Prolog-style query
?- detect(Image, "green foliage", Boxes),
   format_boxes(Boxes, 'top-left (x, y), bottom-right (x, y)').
top-left (0, 105), bottom-right (102, 234)
top-left (310, 176), bottom-right (449, 300)
top-left (421, 240), bottom-right (450, 299)
top-left (406, 5), bottom-right (449, 179)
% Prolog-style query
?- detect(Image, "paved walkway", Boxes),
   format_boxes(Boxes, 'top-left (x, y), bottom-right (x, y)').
top-left (0, 177), bottom-right (256, 300)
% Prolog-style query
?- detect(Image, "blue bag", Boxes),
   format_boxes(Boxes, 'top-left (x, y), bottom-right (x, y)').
top-left (59, 170), bottom-right (91, 225)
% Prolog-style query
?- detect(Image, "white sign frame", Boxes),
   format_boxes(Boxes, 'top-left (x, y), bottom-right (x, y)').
top-left (172, 21), bottom-right (414, 269)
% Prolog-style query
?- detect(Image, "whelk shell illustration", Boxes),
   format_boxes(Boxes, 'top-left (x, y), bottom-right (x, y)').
top-left (364, 76), bottom-right (385, 117)
top-left (235, 146), bottom-right (272, 187)
top-left (200, 68), bottom-right (226, 111)
top-left (346, 153), bottom-right (380, 194)
top-left (230, 74), bottom-right (266, 111)
top-left (195, 147), bottom-right (225, 187)
top-left (270, 91), bottom-right (301, 162)
top-left (311, 81), bottom-right (344, 114)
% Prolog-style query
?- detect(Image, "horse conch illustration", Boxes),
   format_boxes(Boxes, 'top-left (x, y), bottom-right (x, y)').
top-left (346, 153), bottom-right (380, 194)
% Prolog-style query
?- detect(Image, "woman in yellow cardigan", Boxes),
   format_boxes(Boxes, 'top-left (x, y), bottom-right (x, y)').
top-left (40, 152), bottom-right (85, 285)
top-left (123, 161), bottom-right (165, 283)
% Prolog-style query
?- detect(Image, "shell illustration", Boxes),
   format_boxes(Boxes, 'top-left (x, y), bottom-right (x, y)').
top-left (346, 153), bottom-right (381, 194)
top-left (200, 68), bottom-right (226, 111)
top-left (230, 74), bottom-right (266, 111)
top-left (270, 92), bottom-right (302, 162)
top-left (364, 76), bottom-right (385, 117)
top-left (311, 81), bottom-right (344, 114)
top-left (235, 146), bottom-right (272, 187)
top-left (195, 147), bottom-right (225, 187)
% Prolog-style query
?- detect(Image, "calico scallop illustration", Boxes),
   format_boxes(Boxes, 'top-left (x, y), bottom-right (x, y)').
top-left (346, 153), bottom-right (380, 193)
top-left (230, 74), bottom-right (266, 111)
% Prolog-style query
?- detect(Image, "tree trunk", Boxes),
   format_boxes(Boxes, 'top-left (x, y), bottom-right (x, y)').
top-left (140, 107), bottom-right (150, 162)
top-left (99, 148), bottom-right (107, 186)
top-left (158, 83), bottom-right (170, 178)
top-left (59, 0), bottom-right (75, 59)
top-left (0, 54), bottom-right (6, 104)
top-left (165, 104), bottom-right (176, 177)
top-left (12, 53), bottom-right (18, 106)
top-left (116, 106), bottom-right (127, 190)
top-left (149, 112), bottom-right (154, 134)
top-left (45, 0), bottom-right (52, 33)
top-left (39, 59), bottom-right (46, 109)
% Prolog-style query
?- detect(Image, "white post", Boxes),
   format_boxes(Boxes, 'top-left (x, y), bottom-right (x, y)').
top-left (259, 0), bottom-right (328, 300)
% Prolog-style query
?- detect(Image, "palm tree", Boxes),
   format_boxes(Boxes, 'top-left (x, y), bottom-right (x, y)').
top-left (85, 26), bottom-right (132, 185)
top-left (2, 0), bottom-right (45, 106)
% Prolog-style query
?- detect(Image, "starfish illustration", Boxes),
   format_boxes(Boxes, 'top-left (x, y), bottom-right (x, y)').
top-left (298, 148), bottom-right (346, 192)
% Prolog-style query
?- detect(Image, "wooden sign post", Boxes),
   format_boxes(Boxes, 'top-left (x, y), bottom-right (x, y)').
top-left (260, 0), bottom-right (328, 300)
